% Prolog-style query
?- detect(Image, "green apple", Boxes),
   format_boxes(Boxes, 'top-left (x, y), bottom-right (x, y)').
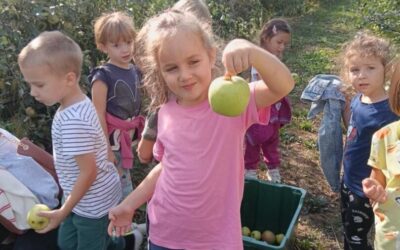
top-left (208, 75), bottom-right (250, 117)
top-left (291, 72), bottom-right (300, 83)
top-left (261, 230), bottom-right (275, 244)
top-left (242, 226), bottom-right (251, 236)
top-left (27, 204), bottom-right (50, 231)
top-left (275, 233), bottom-right (285, 245)
top-left (250, 230), bottom-right (261, 240)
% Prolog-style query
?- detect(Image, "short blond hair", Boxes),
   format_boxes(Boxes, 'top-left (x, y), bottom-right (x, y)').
top-left (94, 11), bottom-right (136, 48)
top-left (18, 31), bottom-right (82, 78)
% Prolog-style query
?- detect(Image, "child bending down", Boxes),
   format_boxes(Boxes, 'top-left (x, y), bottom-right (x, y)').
top-left (18, 31), bottom-right (122, 250)
top-left (339, 31), bottom-right (398, 250)
top-left (363, 62), bottom-right (400, 250)
top-left (107, 10), bottom-right (294, 250)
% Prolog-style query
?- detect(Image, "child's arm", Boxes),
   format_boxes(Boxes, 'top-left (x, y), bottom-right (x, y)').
top-left (222, 39), bottom-right (294, 109)
top-left (362, 168), bottom-right (387, 203)
top-left (137, 111), bottom-right (158, 163)
top-left (137, 138), bottom-right (155, 164)
top-left (92, 80), bottom-right (116, 164)
top-left (36, 153), bottom-right (98, 233)
top-left (108, 163), bottom-right (162, 236)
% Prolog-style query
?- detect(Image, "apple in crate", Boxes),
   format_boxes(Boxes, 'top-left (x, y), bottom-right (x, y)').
top-left (242, 226), bottom-right (251, 236)
top-left (208, 74), bottom-right (250, 117)
top-left (250, 230), bottom-right (261, 240)
top-left (261, 230), bottom-right (275, 244)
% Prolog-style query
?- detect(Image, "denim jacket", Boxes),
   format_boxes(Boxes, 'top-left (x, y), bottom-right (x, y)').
top-left (301, 74), bottom-right (345, 192)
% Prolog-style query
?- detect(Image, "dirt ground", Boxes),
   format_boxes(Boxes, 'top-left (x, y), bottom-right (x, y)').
top-left (276, 101), bottom-right (344, 250)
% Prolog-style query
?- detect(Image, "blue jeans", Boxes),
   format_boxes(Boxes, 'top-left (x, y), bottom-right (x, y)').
top-left (149, 241), bottom-right (183, 250)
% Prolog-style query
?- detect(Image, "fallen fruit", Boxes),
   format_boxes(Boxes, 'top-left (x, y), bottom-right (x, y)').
top-left (27, 204), bottom-right (50, 231)
top-left (208, 74), bottom-right (250, 117)
top-left (261, 230), bottom-right (275, 244)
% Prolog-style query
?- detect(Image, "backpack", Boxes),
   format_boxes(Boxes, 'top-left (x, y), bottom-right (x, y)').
top-left (0, 138), bottom-right (60, 235)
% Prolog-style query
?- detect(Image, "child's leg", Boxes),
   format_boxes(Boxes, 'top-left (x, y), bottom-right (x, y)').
top-left (244, 141), bottom-right (261, 171)
top-left (68, 213), bottom-right (122, 250)
top-left (58, 213), bottom-right (77, 250)
top-left (260, 123), bottom-right (281, 169)
top-left (340, 182), bottom-right (373, 250)
top-left (114, 151), bottom-right (134, 199)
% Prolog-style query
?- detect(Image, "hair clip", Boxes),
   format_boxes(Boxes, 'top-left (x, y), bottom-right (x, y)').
top-left (272, 25), bottom-right (277, 34)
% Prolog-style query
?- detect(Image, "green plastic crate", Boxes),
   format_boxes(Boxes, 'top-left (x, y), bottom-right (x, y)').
top-left (241, 179), bottom-right (306, 250)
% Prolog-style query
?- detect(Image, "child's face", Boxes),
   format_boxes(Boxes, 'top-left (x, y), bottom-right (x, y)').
top-left (347, 54), bottom-right (386, 101)
top-left (20, 64), bottom-right (70, 107)
top-left (101, 39), bottom-right (133, 68)
top-left (157, 30), bottom-right (215, 107)
top-left (262, 31), bottom-right (291, 59)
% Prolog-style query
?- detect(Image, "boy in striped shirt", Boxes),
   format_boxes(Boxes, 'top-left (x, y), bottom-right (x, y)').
top-left (18, 31), bottom-right (122, 250)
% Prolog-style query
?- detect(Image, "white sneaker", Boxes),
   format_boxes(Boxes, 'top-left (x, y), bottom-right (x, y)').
top-left (267, 169), bottom-right (281, 183)
top-left (124, 223), bottom-right (145, 250)
top-left (132, 222), bottom-right (147, 236)
top-left (132, 229), bottom-right (143, 250)
top-left (245, 169), bottom-right (258, 179)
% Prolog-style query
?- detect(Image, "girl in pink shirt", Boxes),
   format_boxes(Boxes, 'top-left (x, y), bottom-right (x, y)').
top-left (108, 10), bottom-right (294, 250)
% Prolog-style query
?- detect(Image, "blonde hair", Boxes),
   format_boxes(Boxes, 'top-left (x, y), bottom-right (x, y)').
top-left (172, 0), bottom-right (212, 27)
top-left (339, 31), bottom-right (395, 93)
top-left (136, 10), bottom-right (216, 112)
top-left (18, 31), bottom-right (82, 78)
top-left (388, 61), bottom-right (400, 115)
top-left (93, 11), bottom-right (136, 49)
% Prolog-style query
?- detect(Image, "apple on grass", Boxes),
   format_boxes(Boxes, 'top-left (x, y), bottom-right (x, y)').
top-left (27, 204), bottom-right (50, 231)
top-left (208, 74), bottom-right (250, 117)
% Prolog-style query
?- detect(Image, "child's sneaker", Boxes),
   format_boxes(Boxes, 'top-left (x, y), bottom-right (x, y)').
top-left (267, 169), bottom-right (281, 183)
top-left (124, 224), bottom-right (144, 250)
top-left (245, 169), bottom-right (258, 179)
top-left (132, 222), bottom-right (147, 236)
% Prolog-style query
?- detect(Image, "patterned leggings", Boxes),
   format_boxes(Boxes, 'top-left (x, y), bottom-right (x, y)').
top-left (340, 182), bottom-right (374, 250)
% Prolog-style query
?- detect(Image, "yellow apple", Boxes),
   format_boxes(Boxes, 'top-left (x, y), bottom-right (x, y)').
top-left (261, 230), bottom-right (275, 244)
top-left (242, 226), bottom-right (251, 236)
top-left (250, 230), bottom-right (261, 240)
top-left (275, 233), bottom-right (285, 245)
top-left (208, 75), bottom-right (250, 117)
top-left (26, 204), bottom-right (50, 231)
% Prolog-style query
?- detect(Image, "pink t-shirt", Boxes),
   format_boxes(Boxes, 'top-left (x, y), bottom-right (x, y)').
top-left (150, 83), bottom-right (269, 250)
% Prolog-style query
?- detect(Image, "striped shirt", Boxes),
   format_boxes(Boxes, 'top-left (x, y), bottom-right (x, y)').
top-left (52, 97), bottom-right (121, 218)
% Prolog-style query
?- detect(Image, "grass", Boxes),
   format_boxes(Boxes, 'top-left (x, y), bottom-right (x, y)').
top-left (281, 0), bottom-right (360, 249)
